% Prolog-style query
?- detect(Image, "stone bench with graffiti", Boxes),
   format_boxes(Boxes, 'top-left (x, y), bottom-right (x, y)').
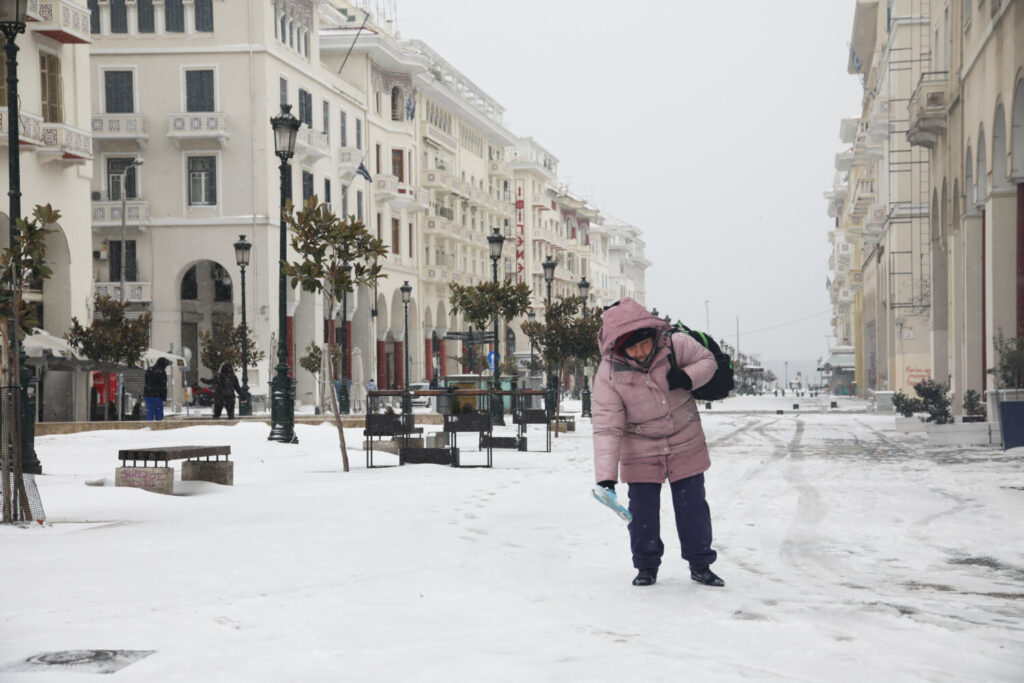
top-left (116, 445), bottom-right (232, 495)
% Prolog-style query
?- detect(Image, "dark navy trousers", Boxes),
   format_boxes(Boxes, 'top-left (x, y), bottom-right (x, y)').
top-left (627, 473), bottom-right (717, 570)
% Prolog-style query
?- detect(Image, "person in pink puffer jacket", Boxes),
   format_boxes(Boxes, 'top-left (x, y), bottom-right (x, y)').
top-left (592, 298), bottom-right (725, 588)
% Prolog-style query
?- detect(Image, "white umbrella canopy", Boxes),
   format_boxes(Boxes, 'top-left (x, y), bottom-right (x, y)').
top-left (22, 328), bottom-right (85, 361)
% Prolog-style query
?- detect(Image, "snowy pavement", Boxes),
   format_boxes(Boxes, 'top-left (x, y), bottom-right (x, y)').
top-left (1, 395), bottom-right (1022, 681)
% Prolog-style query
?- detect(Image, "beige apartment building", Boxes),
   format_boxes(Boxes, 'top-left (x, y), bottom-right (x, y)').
top-left (829, 0), bottom-right (1023, 410)
top-left (909, 0), bottom-right (1023, 404)
top-left (829, 0), bottom-right (936, 397)
top-left (0, 1), bottom-right (93, 420)
top-left (79, 0), bottom-right (647, 410)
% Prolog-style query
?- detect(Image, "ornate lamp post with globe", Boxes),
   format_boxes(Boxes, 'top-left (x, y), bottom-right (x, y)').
top-left (487, 227), bottom-right (505, 423)
top-left (400, 281), bottom-right (412, 415)
top-left (542, 255), bottom-right (557, 413)
top-left (233, 235), bottom-right (252, 416)
top-left (578, 276), bottom-right (592, 417)
top-left (1, 0), bottom-right (40, 474)
top-left (268, 105), bottom-right (300, 443)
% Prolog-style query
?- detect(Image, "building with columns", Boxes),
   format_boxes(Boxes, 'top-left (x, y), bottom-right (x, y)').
top-left (827, 0), bottom-right (1023, 409)
top-left (77, 0), bottom-right (649, 411)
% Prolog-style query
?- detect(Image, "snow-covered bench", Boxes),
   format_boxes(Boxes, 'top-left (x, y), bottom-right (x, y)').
top-left (116, 445), bottom-right (232, 495)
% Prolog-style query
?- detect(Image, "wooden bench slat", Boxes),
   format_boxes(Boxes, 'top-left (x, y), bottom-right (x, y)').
top-left (118, 445), bottom-right (231, 461)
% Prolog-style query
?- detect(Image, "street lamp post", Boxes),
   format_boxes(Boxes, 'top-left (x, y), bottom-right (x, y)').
top-left (526, 308), bottom-right (536, 379)
top-left (578, 276), bottom-right (592, 418)
top-left (487, 227), bottom-right (505, 423)
top-left (1, 0), bottom-right (39, 474)
top-left (233, 235), bottom-right (252, 416)
top-left (542, 256), bottom-right (557, 413)
top-left (339, 261), bottom-right (351, 414)
top-left (268, 104), bottom-right (300, 443)
top-left (400, 281), bottom-right (412, 415)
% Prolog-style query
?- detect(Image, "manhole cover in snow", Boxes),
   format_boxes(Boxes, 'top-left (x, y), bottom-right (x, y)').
top-left (1, 649), bottom-right (155, 674)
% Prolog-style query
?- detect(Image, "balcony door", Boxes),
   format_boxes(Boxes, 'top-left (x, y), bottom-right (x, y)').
top-left (392, 149), bottom-right (404, 183)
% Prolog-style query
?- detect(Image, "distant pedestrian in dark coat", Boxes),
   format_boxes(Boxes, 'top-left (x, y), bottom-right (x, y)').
top-left (143, 357), bottom-right (172, 421)
top-left (201, 362), bottom-right (245, 419)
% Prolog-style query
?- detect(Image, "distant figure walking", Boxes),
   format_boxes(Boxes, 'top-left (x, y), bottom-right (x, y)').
top-left (143, 357), bottom-right (172, 421)
top-left (201, 362), bottom-right (245, 419)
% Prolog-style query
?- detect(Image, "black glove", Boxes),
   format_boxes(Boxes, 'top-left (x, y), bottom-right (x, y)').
top-left (597, 480), bottom-right (616, 492)
top-left (666, 366), bottom-right (693, 391)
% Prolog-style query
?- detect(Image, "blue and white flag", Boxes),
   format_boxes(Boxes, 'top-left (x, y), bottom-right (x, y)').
top-left (405, 92), bottom-right (416, 121)
top-left (356, 162), bottom-right (372, 183)
top-left (850, 45), bottom-right (863, 73)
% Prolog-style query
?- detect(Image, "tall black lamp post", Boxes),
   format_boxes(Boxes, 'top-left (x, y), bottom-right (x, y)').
top-left (578, 276), bottom-right (592, 418)
top-left (233, 235), bottom-right (252, 416)
top-left (400, 281), bottom-right (412, 415)
top-left (339, 261), bottom-right (351, 414)
top-left (1, 0), bottom-right (39, 474)
top-left (542, 255), bottom-right (557, 412)
top-left (487, 227), bottom-right (505, 423)
top-left (526, 308), bottom-right (536, 379)
top-left (268, 104), bottom-right (300, 443)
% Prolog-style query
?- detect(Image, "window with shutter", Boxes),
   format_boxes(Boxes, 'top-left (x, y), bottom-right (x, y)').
top-left (280, 77), bottom-right (288, 106)
top-left (187, 156), bottom-right (217, 206)
top-left (302, 171), bottom-right (314, 201)
top-left (108, 240), bottom-right (138, 282)
top-left (195, 0), bottom-right (213, 31)
top-left (357, 190), bottom-right (363, 220)
top-left (137, 0), bottom-right (154, 32)
top-left (165, 0), bottom-right (184, 32)
top-left (340, 111), bottom-right (347, 147)
top-left (110, 0), bottom-right (127, 33)
top-left (104, 71), bottom-right (134, 113)
top-left (88, 0), bottom-right (99, 33)
top-left (186, 70), bottom-right (214, 112)
top-left (356, 119), bottom-right (362, 150)
top-left (107, 158), bottom-right (139, 200)
top-left (39, 53), bottom-right (63, 123)
top-left (323, 100), bottom-right (330, 137)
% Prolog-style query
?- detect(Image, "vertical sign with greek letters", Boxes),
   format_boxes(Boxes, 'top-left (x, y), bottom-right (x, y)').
top-left (515, 179), bottom-right (526, 284)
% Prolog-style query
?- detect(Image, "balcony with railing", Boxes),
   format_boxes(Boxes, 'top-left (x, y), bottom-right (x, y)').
top-left (850, 177), bottom-right (876, 219)
top-left (29, 0), bottom-right (92, 44)
top-left (91, 198), bottom-right (151, 227)
top-left (907, 71), bottom-right (949, 149)
top-left (422, 169), bottom-right (451, 190)
top-left (92, 113), bottom-right (148, 147)
top-left (94, 281), bottom-right (153, 304)
top-left (374, 174), bottom-right (400, 205)
top-left (167, 112), bottom-right (229, 148)
top-left (36, 122), bottom-right (91, 163)
top-left (487, 159), bottom-right (511, 178)
top-left (337, 146), bottom-right (362, 178)
top-left (424, 216), bottom-right (450, 234)
top-left (0, 109), bottom-right (45, 147)
top-left (294, 124), bottom-right (329, 161)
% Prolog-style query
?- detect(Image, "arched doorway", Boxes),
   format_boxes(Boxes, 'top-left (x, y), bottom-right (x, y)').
top-left (179, 259), bottom-right (233, 386)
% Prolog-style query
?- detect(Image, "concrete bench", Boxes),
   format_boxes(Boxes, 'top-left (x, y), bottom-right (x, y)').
top-left (116, 445), bottom-right (232, 495)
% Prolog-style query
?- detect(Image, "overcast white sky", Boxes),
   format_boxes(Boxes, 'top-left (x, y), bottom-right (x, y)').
top-left (399, 1), bottom-right (863, 386)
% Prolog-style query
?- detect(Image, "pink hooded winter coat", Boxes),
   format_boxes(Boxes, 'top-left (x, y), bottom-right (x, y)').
top-left (592, 298), bottom-right (718, 484)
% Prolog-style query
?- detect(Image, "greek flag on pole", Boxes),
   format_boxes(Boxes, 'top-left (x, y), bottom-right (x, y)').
top-left (356, 162), bottom-right (372, 183)
top-left (406, 92), bottom-right (416, 120)
top-left (850, 46), bottom-right (863, 73)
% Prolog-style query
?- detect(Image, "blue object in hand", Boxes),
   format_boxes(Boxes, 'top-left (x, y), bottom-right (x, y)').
top-left (591, 484), bottom-right (632, 523)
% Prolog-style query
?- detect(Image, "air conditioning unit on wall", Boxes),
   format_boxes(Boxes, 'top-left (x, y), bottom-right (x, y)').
top-left (94, 241), bottom-right (108, 260)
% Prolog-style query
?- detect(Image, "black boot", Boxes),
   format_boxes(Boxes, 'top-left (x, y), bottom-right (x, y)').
top-left (690, 565), bottom-right (724, 587)
top-left (632, 568), bottom-right (658, 586)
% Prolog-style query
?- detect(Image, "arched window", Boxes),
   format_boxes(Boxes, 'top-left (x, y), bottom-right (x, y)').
top-left (280, 14), bottom-right (286, 41)
top-left (391, 86), bottom-right (402, 121)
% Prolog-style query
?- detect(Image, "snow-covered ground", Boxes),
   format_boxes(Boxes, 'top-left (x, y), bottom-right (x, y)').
top-left (2, 394), bottom-right (1022, 681)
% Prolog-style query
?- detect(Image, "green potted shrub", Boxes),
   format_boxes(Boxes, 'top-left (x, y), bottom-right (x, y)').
top-left (913, 379), bottom-right (953, 425)
top-left (961, 389), bottom-right (986, 423)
